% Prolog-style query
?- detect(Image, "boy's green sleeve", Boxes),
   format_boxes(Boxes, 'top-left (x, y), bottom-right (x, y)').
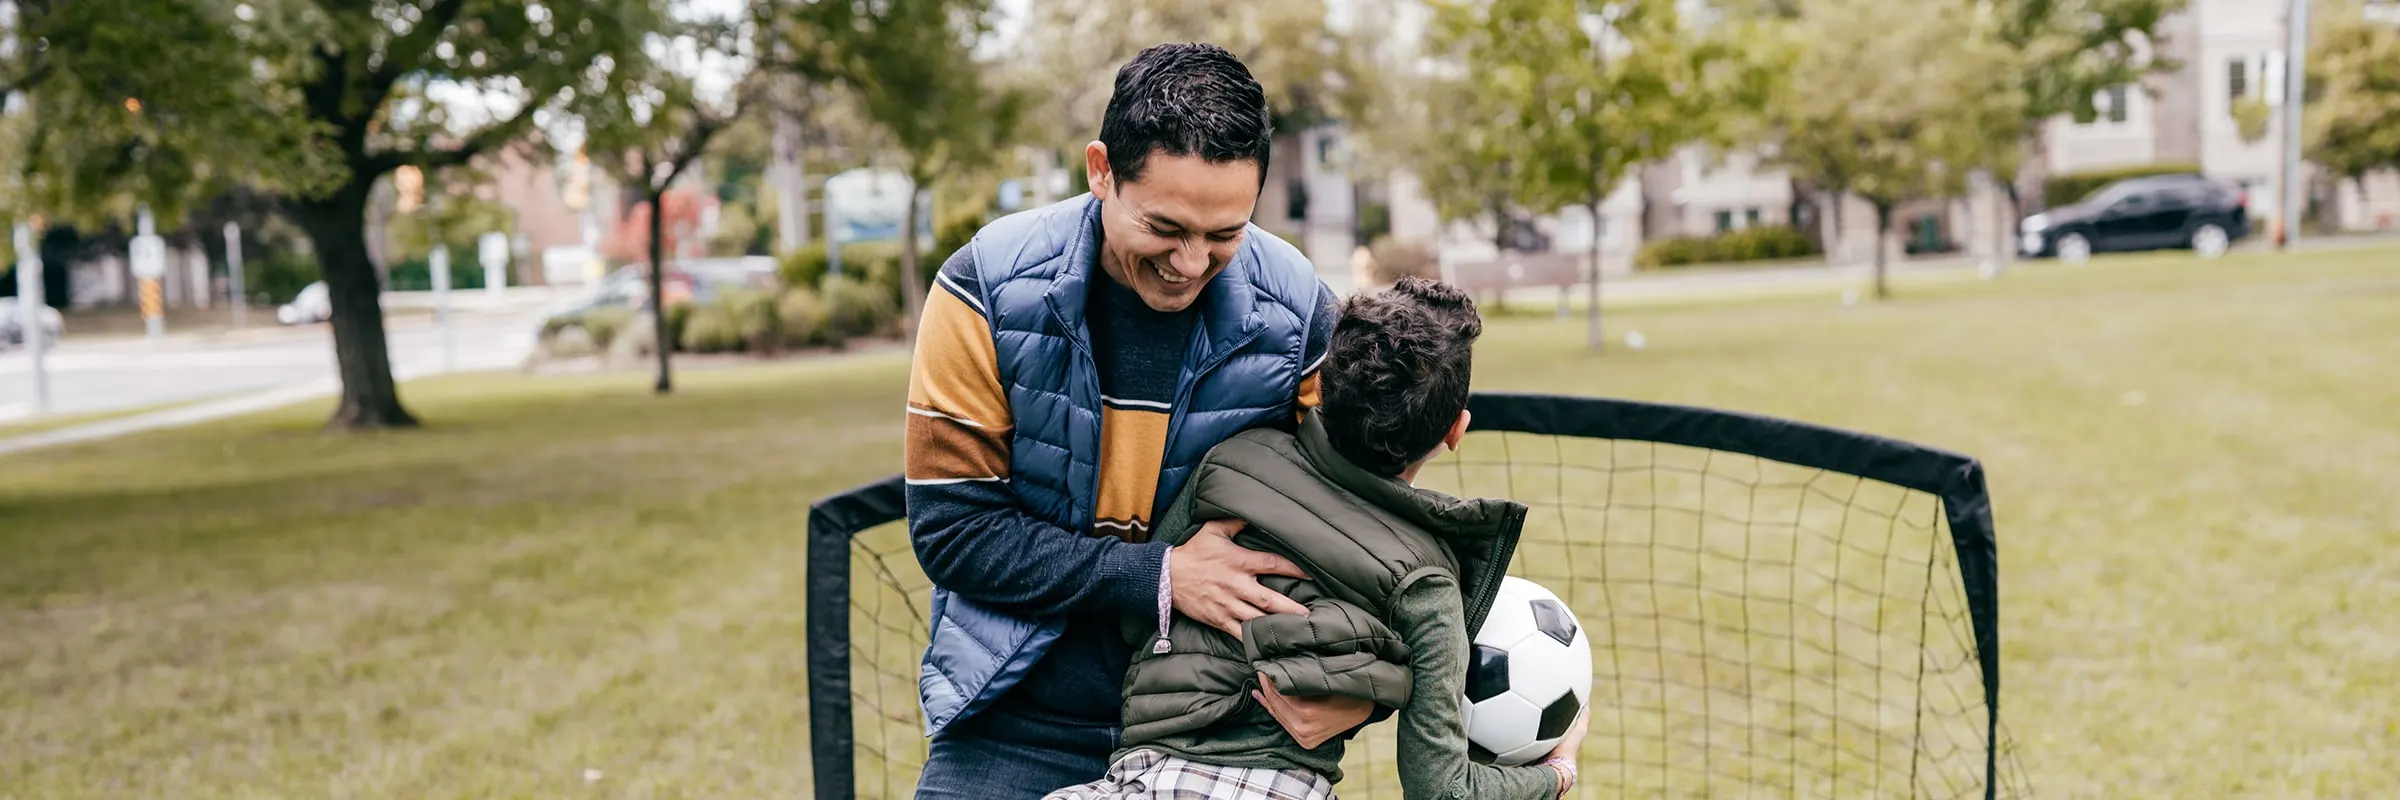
top-left (1389, 575), bottom-right (1565, 800)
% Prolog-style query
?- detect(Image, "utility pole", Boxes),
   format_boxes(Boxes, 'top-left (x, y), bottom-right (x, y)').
top-left (2282, 0), bottom-right (2311, 250)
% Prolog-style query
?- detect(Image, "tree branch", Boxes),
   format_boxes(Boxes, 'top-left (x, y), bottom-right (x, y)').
top-left (379, 79), bottom-right (573, 175)
top-left (368, 0), bottom-right (472, 102)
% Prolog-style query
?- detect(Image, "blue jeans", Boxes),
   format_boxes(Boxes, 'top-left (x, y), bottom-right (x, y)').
top-left (915, 706), bottom-right (1119, 800)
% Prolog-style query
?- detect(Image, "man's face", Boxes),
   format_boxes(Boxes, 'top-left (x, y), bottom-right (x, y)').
top-left (1086, 143), bottom-right (1260, 313)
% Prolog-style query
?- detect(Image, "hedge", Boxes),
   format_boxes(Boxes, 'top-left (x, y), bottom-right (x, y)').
top-left (1634, 225), bottom-right (1820, 270)
top-left (2044, 163), bottom-right (2202, 208)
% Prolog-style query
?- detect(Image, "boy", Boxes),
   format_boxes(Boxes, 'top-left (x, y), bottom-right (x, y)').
top-left (1045, 277), bottom-right (1588, 800)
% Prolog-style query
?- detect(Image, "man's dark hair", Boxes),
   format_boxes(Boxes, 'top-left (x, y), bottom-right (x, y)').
top-left (1098, 42), bottom-right (1274, 187)
top-left (1321, 277), bottom-right (1483, 477)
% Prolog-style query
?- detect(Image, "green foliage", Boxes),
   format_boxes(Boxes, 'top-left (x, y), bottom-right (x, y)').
top-left (384, 190), bottom-right (518, 266)
top-left (247, 251), bottom-right (322, 306)
top-left (677, 305), bottom-right (745, 354)
top-left (777, 288), bottom-right (834, 348)
top-left (778, 246), bottom-right (828, 294)
top-left (2231, 97), bottom-right (2276, 146)
top-left (820, 275), bottom-right (900, 342)
top-left (581, 307), bottom-right (640, 349)
top-left (2304, 1), bottom-right (2400, 180)
top-left (1635, 226), bottom-right (1820, 269)
top-left (384, 252), bottom-right (496, 292)
top-left (1008, 1), bottom-right (1367, 147)
top-left (1974, 0), bottom-right (2186, 184)
top-left (718, 287), bottom-right (782, 353)
top-left (772, 0), bottom-right (1026, 326)
top-left (2044, 163), bottom-right (2203, 207)
top-left (1769, 0), bottom-right (2027, 210)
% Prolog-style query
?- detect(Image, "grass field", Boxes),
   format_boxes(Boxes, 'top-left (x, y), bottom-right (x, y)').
top-left (3, 246), bottom-right (2396, 797)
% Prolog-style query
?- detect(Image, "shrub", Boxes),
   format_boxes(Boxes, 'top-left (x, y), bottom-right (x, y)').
top-left (2044, 163), bottom-right (2202, 208)
top-left (581, 306), bottom-right (639, 349)
top-left (778, 241), bottom-right (903, 296)
top-left (1713, 226), bottom-right (1819, 262)
top-left (664, 301), bottom-right (695, 350)
top-left (1363, 236), bottom-right (1439, 286)
top-left (777, 288), bottom-right (833, 348)
top-left (778, 246), bottom-right (829, 293)
top-left (822, 274), bottom-right (900, 341)
top-left (249, 250), bottom-right (322, 305)
top-left (1635, 226), bottom-right (1818, 269)
top-left (717, 287), bottom-right (782, 352)
top-left (678, 305), bottom-right (745, 354)
top-left (1635, 236), bottom-right (1717, 269)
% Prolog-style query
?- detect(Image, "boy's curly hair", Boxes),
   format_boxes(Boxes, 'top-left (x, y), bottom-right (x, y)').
top-left (1320, 276), bottom-right (1482, 476)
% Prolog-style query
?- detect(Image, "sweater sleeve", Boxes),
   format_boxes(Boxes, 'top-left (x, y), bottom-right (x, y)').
top-left (1389, 575), bottom-right (1566, 800)
top-left (905, 247), bottom-right (1167, 619)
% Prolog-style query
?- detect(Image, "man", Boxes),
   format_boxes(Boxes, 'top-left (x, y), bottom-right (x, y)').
top-left (903, 43), bottom-right (1372, 798)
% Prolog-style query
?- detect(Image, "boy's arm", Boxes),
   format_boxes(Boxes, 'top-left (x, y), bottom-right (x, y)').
top-left (1389, 575), bottom-right (1570, 800)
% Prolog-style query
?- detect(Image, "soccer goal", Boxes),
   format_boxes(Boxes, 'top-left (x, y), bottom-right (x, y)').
top-left (805, 392), bottom-right (2028, 799)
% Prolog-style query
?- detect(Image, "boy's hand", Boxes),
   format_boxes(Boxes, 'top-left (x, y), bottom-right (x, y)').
top-left (1544, 705), bottom-right (1591, 763)
top-left (1252, 671), bottom-right (1376, 750)
top-left (1170, 519), bottom-right (1311, 639)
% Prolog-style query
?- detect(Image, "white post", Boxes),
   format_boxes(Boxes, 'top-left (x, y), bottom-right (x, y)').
top-left (479, 231), bottom-right (508, 299)
top-left (188, 245), bottom-right (212, 309)
top-left (131, 208), bottom-right (166, 339)
top-left (14, 222), bottom-right (49, 414)
top-left (225, 222), bottom-right (247, 329)
top-left (2282, 0), bottom-right (2310, 250)
top-left (430, 244), bottom-right (453, 373)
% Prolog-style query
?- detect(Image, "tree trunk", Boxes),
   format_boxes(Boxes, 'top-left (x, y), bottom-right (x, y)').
top-left (899, 176), bottom-right (927, 343)
top-left (1827, 190), bottom-right (1847, 265)
top-left (1586, 198), bottom-right (1606, 350)
top-left (1999, 178), bottom-right (2022, 271)
top-left (648, 186), bottom-right (674, 395)
top-left (291, 184), bottom-right (417, 430)
top-left (1873, 202), bottom-right (1892, 301)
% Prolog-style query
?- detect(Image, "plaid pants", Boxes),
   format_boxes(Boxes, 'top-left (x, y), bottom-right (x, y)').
top-left (1042, 748), bottom-right (1336, 800)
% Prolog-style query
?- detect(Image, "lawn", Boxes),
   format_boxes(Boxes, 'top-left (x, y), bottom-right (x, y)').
top-left (4, 245), bottom-right (2397, 798)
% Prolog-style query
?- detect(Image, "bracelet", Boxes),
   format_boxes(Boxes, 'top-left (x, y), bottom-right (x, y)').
top-left (1541, 755), bottom-right (1576, 797)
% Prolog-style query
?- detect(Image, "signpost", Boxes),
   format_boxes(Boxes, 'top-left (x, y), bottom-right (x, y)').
top-left (13, 221), bottom-right (48, 414)
top-left (225, 222), bottom-right (248, 329)
top-left (130, 209), bottom-right (167, 339)
top-left (431, 244), bottom-right (455, 373)
top-left (478, 231), bottom-right (509, 298)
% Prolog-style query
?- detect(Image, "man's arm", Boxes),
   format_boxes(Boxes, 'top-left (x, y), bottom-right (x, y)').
top-left (1390, 576), bottom-right (1572, 800)
top-left (906, 248), bottom-right (1165, 618)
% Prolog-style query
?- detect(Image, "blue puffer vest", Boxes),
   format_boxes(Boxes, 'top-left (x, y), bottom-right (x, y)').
top-left (917, 193), bottom-right (1326, 737)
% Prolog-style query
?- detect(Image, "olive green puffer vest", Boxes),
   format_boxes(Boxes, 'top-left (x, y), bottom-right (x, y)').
top-left (1117, 411), bottom-right (1527, 777)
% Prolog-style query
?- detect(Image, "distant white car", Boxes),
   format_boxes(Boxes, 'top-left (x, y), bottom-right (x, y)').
top-left (0, 300), bottom-right (63, 347)
top-left (278, 281), bottom-right (333, 325)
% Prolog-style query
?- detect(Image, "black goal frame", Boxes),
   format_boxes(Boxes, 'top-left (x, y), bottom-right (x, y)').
top-left (804, 392), bottom-right (2002, 800)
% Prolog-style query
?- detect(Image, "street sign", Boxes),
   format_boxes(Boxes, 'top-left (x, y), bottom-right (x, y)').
top-left (129, 234), bottom-right (167, 280)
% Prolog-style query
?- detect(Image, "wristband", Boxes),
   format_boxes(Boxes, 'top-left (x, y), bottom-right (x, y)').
top-left (1542, 755), bottom-right (1576, 797)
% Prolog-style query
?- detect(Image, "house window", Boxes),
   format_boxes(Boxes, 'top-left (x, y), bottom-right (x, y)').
top-left (1745, 207), bottom-right (1762, 227)
top-left (2228, 57), bottom-right (2248, 105)
top-left (1714, 210), bottom-right (1734, 233)
top-left (1287, 179), bottom-right (1309, 222)
top-left (2104, 85), bottom-right (2129, 123)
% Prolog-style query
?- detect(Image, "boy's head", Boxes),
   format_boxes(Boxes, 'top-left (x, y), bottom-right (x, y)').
top-left (1320, 276), bottom-right (1482, 478)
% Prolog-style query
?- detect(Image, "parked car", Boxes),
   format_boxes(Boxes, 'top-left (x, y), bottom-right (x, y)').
top-left (278, 281), bottom-right (333, 325)
top-left (536, 257), bottom-right (778, 338)
top-left (0, 300), bottom-right (63, 347)
top-left (2020, 174), bottom-right (2251, 262)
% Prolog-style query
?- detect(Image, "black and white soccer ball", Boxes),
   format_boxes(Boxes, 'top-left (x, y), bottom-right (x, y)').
top-left (1463, 576), bottom-right (1593, 766)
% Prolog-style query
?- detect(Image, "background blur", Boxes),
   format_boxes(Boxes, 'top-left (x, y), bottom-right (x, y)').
top-left (3, 0), bottom-right (2398, 797)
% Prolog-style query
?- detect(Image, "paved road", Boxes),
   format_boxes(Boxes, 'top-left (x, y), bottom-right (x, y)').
top-left (0, 310), bottom-right (547, 424)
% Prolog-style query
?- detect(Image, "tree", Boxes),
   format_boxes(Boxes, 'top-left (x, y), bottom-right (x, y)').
top-left (1010, 0), bottom-right (1365, 155)
top-left (1769, 0), bottom-right (2024, 299)
top-left (2305, 0), bottom-right (2400, 181)
top-left (771, 0), bottom-right (1026, 337)
top-left (579, 8), bottom-right (753, 394)
top-left (15, 1), bottom-right (665, 429)
top-left (1426, 0), bottom-right (1779, 347)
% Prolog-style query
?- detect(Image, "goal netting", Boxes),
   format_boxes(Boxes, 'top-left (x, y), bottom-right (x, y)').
top-left (805, 393), bottom-right (2027, 799)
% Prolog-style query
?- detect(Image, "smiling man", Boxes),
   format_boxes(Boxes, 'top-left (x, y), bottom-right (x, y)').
top-left (901, 43), bottom-right (1361, 799)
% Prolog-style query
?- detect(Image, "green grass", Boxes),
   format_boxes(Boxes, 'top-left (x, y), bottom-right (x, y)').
top-left (4, 245), bottom-right (2398, 797)
top-left (0, 398), bottom-right (216, 440)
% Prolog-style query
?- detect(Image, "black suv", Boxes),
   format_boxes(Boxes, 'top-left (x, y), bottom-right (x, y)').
top-left (2019, 174), bottom-right (2251, 262)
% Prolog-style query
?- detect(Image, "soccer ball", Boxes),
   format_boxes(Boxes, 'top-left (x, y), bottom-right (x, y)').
top-left (1462, 576), bottom-right (1593, 766)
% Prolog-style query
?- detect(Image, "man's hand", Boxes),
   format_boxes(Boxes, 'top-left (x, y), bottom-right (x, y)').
top-left (1169, 519), bottom-right (1310, 638)
top-left (1251, 671), bottom-right (1377, 750)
